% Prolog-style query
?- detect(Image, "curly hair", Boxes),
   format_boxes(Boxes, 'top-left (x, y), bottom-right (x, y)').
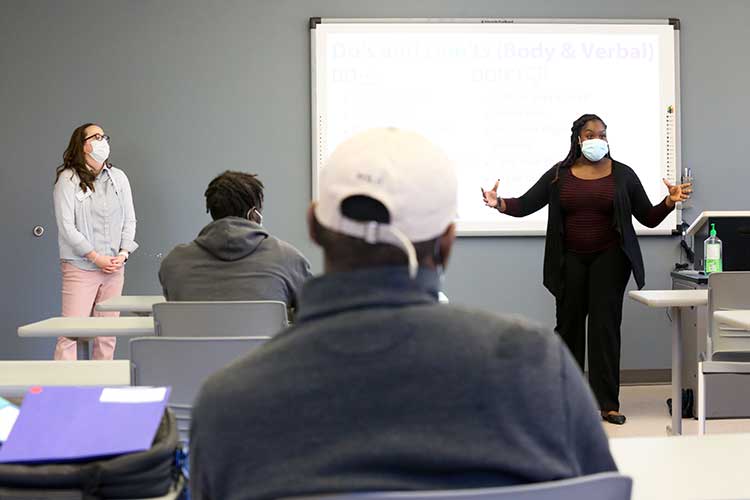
top-left (54, 123), bottom-right (102, 192)
top-left (205, 171), bottom-right (265, 220)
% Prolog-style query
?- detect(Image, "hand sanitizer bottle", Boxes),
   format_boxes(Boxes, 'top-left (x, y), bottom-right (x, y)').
top-left (704, 223), bottom-right (723, 274)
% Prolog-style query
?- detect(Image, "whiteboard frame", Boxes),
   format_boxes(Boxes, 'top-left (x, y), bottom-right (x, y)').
top-left (310, 17), bottom-right (682, 237)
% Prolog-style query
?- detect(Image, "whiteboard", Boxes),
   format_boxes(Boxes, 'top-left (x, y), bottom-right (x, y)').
top-left (311, 18), bottom-right (681, 236)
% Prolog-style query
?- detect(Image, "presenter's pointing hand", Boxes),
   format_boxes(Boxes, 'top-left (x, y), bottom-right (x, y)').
top-left (481, 180), bottom-right (500, 208)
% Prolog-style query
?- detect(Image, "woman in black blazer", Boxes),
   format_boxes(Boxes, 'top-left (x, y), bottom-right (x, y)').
top-left (482, 114), bottom-right (691, 424)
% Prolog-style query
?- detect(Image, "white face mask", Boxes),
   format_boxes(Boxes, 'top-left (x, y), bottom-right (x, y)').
top-left (580, 138), bottom-right (608, 162)
top-left (247, 207), bottom-right (263, 226)
top-left (88, 139), bottom-right (110, 164)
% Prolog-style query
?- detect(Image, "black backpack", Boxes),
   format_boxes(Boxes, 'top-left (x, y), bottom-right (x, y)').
top-left (0, 409), bottom-right (180, 499)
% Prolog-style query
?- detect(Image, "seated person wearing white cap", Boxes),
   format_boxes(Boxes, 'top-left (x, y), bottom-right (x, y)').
top-left (189, 129), bottom-right (616, 500)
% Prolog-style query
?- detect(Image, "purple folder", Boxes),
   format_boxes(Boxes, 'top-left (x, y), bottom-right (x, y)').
top-left (0, 386), bottom-right (170, 464)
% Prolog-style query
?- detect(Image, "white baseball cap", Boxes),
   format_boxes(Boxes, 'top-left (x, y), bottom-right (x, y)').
top-left (315, 128), bottom-right (458, 278)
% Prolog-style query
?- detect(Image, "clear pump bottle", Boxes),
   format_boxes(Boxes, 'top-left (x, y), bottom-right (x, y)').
top-left (704, 223), bottom-right (723, 274)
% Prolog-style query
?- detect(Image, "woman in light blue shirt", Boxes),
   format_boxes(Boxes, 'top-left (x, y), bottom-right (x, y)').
top-left (53, 123), bottom-right (138, 360)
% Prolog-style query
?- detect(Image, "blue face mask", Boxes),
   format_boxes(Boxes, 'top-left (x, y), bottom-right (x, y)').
top-left (580, 138), bottom-right (609, 162)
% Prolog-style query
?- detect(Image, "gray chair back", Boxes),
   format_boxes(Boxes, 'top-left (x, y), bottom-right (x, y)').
top-left (708, 272), bottom-right (750, 361)
top-left (152, 300), bottom-right (288, 337)
top-left (287, 472), bottom-right (631, 500)
top-left (129, 335), bottom-right (270, 444)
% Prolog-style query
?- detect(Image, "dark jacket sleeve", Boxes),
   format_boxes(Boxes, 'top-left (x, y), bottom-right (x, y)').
top-left (189, 410), bottom-right (212, 500)
top-left (157, 255), bottom-right (171, 300)
top-left (626, 168), bottom-right (675, 228)
top-left (500, 167), bottom-right (556, 217)
top-left (560, 341), bottom-right (618, 474)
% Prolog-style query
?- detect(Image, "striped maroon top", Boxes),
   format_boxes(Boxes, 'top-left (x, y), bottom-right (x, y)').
top-left (559, 168), bottom-right (619, 253)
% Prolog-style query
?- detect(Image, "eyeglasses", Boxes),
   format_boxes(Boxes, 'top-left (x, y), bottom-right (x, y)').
top-left (84, 133), bottom-right (110, 143)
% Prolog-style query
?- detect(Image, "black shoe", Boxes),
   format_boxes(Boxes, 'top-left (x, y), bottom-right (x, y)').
top-left (666, 388), bottom-right (695, 418)
top-left (602, 412), bottom-right (626, 425)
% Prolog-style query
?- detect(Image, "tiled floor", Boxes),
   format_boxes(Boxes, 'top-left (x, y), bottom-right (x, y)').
top-left (602, 384), bottom-right (750, 438)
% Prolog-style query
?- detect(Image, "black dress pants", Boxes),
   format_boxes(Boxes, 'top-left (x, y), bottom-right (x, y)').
top-left (556, 245), bottom-right (632, 412)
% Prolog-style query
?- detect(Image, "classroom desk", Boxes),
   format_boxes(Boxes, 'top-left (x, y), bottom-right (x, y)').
top-left (714, 310), bottom-right (750, 330)
top-left (610, 433), bottom-right (750, 500)
top-left (628, 290), bottom-right (708, 436)
top-left (0, 360), bottom-right (130, 398)
top-left (96, 295), bottom-right (165, 315)
top-left (18, 317), bottom-right (155, 360)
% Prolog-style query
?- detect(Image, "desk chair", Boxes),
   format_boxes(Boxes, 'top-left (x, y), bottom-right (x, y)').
top-left (287, 472), bottom-right (632, 500)
top-left (152, 300), bottom-right (288, 337)
top-left (129, 336), bottom-right (270, 444)
top-left (698, 271), bottom-right (750, 435)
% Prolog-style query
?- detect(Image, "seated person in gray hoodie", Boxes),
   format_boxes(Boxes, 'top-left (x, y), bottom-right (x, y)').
top-left (158, 171), bottom-right (312, 309)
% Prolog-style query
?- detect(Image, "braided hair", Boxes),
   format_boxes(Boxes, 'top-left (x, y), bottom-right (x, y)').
top-left (204, 171), bottom-right (264, 221)
top-left (553, 113), bottom-right (609, 182)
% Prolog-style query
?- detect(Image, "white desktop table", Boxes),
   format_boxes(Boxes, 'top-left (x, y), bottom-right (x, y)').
top-left (95, 295), bottom-right (165, 315)
top-left (610, 433), bottom-right (750, 500)
top-left (18, 317), bottom-right (155, 360)
top-left (628, 290), bottom-right (708, 436)
top-left (714, 310), bottom-right (750, 330)
top-left (0, 360), bottom-right (130, 398)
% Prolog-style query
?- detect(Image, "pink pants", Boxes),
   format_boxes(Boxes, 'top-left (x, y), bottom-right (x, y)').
top-left (54, 262), bottom-right (125, 361)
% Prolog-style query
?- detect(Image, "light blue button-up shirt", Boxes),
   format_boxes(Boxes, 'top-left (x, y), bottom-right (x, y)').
top-left (53, 165), bottom-right (138, 271)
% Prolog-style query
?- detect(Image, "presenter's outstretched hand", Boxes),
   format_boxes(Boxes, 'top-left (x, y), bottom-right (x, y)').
top-left (663, 178), bottom-right (692, 207)
top-left (481, 180), bottom-right (500, 208)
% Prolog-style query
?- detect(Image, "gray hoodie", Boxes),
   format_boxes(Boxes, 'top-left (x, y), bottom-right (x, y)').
top-left (158, 217), bottom-right (312, 309)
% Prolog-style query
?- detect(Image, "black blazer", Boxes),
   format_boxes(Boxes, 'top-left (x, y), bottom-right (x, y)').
top-left (503, 160), bottom-right (673, 299)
